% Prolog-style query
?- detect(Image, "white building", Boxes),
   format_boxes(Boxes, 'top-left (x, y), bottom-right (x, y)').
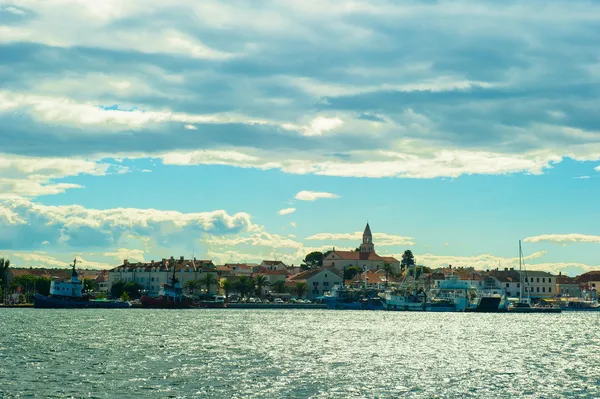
top-left (260, 260), bottom-right (287, 271)
top-left (288, 267), bottom-right (343, 299)
top-left (108, 257), bottom-right (217, 297)
top-left (322, 224), bottom-right (400, 272)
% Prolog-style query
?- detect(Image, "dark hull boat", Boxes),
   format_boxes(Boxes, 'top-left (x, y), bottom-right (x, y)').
top-left (34, 293), bottom-right (130, 309)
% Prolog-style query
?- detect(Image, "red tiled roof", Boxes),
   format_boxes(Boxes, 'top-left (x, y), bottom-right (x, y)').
top-left (557, 275), bottom-right (577, 285)
top-left (111, 258), bottom-right (215, 272)
top-left (288, 267), bottom-right (341, 281)
top-left (381, 256), bottom-right (399, 263)
top-left (575, 271), bottom-right (600, 283)
top-left (255, 269), bottom-right (289, 276)
top-left (330, 250), bottom-right (385, 261)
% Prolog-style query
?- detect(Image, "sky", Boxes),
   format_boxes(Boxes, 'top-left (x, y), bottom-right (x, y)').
top-left (1, 0), bottom-right (600, 275)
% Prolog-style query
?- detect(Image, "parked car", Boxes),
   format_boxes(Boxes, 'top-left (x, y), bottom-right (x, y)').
top-left (274, 298), bottom-right (284, 303)
top-left (262, 299), bottom-right (270, 303)
top-left (303, 299), bottom-right (312, 304)
top-left (289, 298), bottom-right (298, 303)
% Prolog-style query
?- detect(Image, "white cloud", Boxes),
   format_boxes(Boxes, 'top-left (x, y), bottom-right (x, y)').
top-left (184, 124), bottom-right (197, 130)
top-left (304, 116), bottom-right (343, 136)
top-left (305, 232), bottom-right (415, 247)
top-left (0, 199), bottom-right (256, 251)
top-left (295, 191), bottom-right (340, 201)
top-left (290, 222), bottom-right (297, 227)
top-left (524, 234), bottom-right (600, 245)
top-left (0, 153), bottom-right (109, 198)
top-left (595, 166), bottom-right (600, 172)
top-left (277, 207), bottom-right (296, 216)
top-left (141, 169), bottom-right (152, 173)
top-left (573, 176), bottom-right (590, 179)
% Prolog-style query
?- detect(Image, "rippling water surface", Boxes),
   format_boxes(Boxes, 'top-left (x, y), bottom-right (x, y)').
top-left (1, 309), bottom-right (599, 398)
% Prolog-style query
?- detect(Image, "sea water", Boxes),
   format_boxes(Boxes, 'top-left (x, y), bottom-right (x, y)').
top-left (1, 309), bottom-right (599, 398)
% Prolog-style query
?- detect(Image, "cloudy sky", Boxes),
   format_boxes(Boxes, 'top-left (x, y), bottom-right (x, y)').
top-left (1, 0), bottom-right (600, 274)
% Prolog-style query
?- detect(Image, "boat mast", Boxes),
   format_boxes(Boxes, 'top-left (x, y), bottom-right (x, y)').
top-left (519, 240), bottom-right (523, 301)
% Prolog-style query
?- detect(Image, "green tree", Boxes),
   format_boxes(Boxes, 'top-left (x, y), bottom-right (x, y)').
top-left (83, 278), bottom-right (95, 293)
top-left (381, 262), bottom-right (394, 289)
top-left (220, 279), bottom-right (233, 300)
top-left (36, 277), bottom-right (51, 296)
top-left (294, 282), bottom-right (307, 299)
top-left (254, 275), bottom-right (270, 297)
top-left (343, 266), bottom-right (362, 280)
top-left (95, 291), bottom-right (107, 299)
top-left (201, 273), bottom-right (218, 295)
top-left (302, 251), bottom-right (324, 270)
top-left (234, 276), bottom-right (255, 298)
top-left (111, 280), bottom-right (126, 299)
top-left (123, 282), bottom-right (143, 299)
top-left (270, 280), bottom-right (286, 294)
top-left (353, 247), bottom-right (361, 252)
top-left (183, 279), bottom-right (201, 296)
top-left (120, 291), bottom-right (131, 301)
top-left (401, 250), bottom-right (416, 272)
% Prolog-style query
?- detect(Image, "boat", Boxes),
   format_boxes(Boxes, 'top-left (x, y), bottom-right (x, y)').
top-left (508, 241), bottom-right (561, 314)
top-left (323, 283), bottom-right (384, 310)
top-left (34, 259), bottom-right (130, 309)
top-left (380, 265), bottom-right (457, 312)
top-left (140, 264), bottom-right (195, 308)
top-left (561, 299), bottom-right (600, 311)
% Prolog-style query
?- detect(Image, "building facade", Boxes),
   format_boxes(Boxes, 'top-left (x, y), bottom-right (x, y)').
top-left (107, 257), bottom-right (217, 297)
top-left (322, 224), bottom-right (400, 272)
top-left (288, 267), bottom-right (342, 299)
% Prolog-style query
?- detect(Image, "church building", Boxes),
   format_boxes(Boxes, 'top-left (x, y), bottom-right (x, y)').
top-left (322, 223), bottom-right (401, 272)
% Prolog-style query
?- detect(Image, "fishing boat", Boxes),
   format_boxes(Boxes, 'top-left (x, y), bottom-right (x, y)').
top-left (140, 270), bottom-right (194, 308)
top-left (380, 265), bottom-right (457, 312)
top-left (560, 299), bottom-right (600, 311)
top-left (34, 259), bottom-right (130, 309)
top-left (323, 283), bottom-right (384, 310)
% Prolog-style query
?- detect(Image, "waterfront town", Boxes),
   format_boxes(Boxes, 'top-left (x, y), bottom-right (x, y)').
top-left (1, 224), bottom-right (599, 307)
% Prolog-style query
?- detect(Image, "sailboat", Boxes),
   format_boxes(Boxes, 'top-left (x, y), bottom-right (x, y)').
top-left (509, 241), bottom-right (561, 313)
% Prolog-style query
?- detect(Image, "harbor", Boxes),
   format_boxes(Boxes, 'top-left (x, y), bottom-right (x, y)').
top-left (1, 226), bottom-right (598, 314)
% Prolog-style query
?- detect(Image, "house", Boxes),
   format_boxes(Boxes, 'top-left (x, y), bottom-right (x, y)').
top-left (224, 263), bottom-right (254, 275)
top-left (322, 224), bottom-right (401, 272)
top-left (556, 273), bottom-right (581, 298)
top-left (260, 260), bottom-right (287, 271)
top-left (94, 270), bottom-right (109, 293)
top-left (253, 268), bottom-right (289, 296)
top-left (486, 269), bottom-right (521, 298)
top-left (347, 269), bottom-right (390, 289)
top-left (575, 271), bottom-right (600, 300)
top-left (108, 257), bottom-right (217, 297)
top-left (519, 270), bottom-right (556, 298)
top-left (287, 267), bottom-right (343, 299)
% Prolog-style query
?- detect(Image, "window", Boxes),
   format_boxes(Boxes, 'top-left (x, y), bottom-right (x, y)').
top-left (323, 282), bottom-right (329, 287)
top-left (506, 283), bottom-right (509, 288)
top-left (517, 283), bottom-right (520, 288)
top-left (325, 274), bottom-right (328, 277)
top-left (312, 290), bottom-right (318, 294)
top-left (537, 287), bottom-right (540, 292)
top-left (542, 287), bottom-right (545, 292)
top-left (542, 278), bottom-right (545, 283)
top-left (548, 278), bottom-right (552, 283)
top-left (525, 277), bottom-right (528, 282)
top-left (537, 278), bottom-right (540, 283)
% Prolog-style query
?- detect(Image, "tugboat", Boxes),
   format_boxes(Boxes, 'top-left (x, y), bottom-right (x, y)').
top-left (140, 265), bottom-right (195, 308)
top-left (34, 259), bottom-right (130, 308)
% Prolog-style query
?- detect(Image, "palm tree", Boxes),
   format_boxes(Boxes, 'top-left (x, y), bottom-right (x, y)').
top-left (382, 262), bottom-right (393, 289)
top-left (271, 280), bottom-right (286, 294)
top-left (183, 279), bottom-right (201, 296)
top-left (220, 279), bottom-right (233, 300)
top-left (201, 273), bottom-right (218, 295)
top-left (0, 258), bottom-right (10, 303)
top-left (295, 282), bottom-right (307, 299)
top-left (254, 275), bottom-right (270, 298)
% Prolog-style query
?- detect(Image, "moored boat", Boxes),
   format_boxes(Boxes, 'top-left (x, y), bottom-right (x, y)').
top-left (33, 259), bottom-right (130, 309)
top-left (140, 266), bottom-right (195, 308)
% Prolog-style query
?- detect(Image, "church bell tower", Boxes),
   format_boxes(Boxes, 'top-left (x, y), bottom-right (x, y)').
top-left (360, 223), bottom-right (375, 253)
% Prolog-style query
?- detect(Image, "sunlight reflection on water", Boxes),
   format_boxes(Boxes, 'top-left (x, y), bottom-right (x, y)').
top-left (1, 309), bottom-right (599, 398)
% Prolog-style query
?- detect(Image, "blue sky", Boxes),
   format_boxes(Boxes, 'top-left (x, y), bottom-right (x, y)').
top-left (1, 0), bottom-right (600, 274)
